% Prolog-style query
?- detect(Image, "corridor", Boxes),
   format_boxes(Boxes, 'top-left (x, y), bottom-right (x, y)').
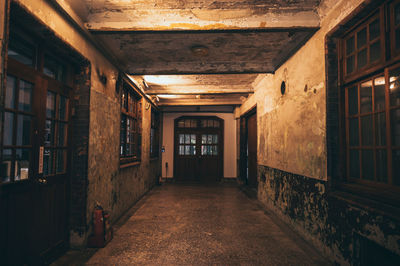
top-left (58, 184), bottom-right (329, 265)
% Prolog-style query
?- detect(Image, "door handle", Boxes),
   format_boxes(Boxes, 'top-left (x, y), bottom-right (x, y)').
top-left (37, 177), bottom-right (47, 185)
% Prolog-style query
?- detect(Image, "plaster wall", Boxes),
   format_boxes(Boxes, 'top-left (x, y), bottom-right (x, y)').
top-left (13, 0), bottom-right (160, 246)
top-left (240, 0), bottom-right (365, 181)
top-left (162, 112), bottom-right (236, 179)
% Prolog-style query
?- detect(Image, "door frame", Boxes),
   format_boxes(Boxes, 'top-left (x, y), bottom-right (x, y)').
top-left (240, 106), bottom-right (257, 186)
top-left (173, 116), bottom-right (224, 182)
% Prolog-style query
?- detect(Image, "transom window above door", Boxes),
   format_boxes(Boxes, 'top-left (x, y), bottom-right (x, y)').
top-left (177, 118), bottom-right (220, 128)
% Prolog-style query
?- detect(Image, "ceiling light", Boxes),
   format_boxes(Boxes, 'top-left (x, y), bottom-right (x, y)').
top-left (191, 45), bottom-right (209, 57)
top-left (143, 75), bottom-right (191, 85)
top-left (157, 94), bottom-right (179, 99)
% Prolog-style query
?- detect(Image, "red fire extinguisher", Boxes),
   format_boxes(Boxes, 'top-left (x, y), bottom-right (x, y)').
top-left (88, 203), bottom-right (113, 247)
top-left (93, 206), bottom-right (104, 237)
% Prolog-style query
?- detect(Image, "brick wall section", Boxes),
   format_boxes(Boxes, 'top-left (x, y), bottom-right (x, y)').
top-left (69, 64), bottom-right (91, 240)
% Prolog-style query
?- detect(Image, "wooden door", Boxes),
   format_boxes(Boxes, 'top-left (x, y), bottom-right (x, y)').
top-left (174, 117), bottom-right (223, 182)
top-left (0, 58), bottom-right (71, 264)
top-left (247, 111), bottom-right (258, 188)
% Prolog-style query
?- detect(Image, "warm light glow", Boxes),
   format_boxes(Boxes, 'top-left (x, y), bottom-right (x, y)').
top-left (143, 75), bottom-right (192, 85)
top-left (157, 94), bottom-right (179, 99)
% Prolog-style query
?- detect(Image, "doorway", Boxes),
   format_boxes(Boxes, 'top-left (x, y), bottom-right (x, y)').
top-left (240, 107), bottom-right (258, 188)
top-left (174, 116), bottom-right (223, 182)
top-left (0, 24), bottom-right (73, 264)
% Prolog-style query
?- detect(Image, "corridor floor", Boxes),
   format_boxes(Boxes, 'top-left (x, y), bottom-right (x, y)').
top-left (57, 183), bottom-right (330, 265)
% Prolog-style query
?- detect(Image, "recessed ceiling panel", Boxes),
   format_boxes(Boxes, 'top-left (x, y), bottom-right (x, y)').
top-left (93, 29), bottom-right (317, 74)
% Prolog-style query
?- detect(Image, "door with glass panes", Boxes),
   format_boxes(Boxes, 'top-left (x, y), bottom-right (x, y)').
top-left (174, 117), bottom-right (223, 182)
top-left (1, 55), bottom-right (71, 263)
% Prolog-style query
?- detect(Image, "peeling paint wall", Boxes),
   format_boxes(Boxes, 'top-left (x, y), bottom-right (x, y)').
top-left (239, 0), bottom-right (400, 263)
top-left (13, 0), bottom-right (160, 247)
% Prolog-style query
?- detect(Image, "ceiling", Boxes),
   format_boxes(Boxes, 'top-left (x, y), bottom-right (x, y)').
top-left (64, 0), bottom-right (323, 107)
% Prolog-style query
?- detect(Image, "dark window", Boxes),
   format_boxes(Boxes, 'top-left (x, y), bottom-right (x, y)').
top-left (150, 109), bottom-right (160, 158)
top-left (343, 12), bottom-right (383, 77)
top-left (341, 1), bottom-right (400, 190)
top-left (120, 81), bottom-right (142, 164)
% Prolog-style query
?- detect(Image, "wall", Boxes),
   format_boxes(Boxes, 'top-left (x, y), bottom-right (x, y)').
top-left (162, 112), bottom-right (236, 179)
top-left (240, 0), bottom-right (400, 264)
top-left (12, 0), bottom-right (160, 247)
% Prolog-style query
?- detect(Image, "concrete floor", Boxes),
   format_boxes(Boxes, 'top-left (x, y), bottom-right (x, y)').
top-left (54, 183), bottom-right (330, 265)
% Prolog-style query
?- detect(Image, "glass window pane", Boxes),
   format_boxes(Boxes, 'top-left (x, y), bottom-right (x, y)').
top-left (375, 112), bottom-right (386, 146)
top-left (19, 80), bottom-right (33, 112)
top-left (8, 35), bottom-right (35, 67)
top-left (357, 48), bottom-right (367, 69)
top-left (190, 145), bottom-right (196, 155)
top-left (348, 86), bottom-right (358, 115)
top-left (361, 149), bottom-right (374, 180)
top-left (46, 91), bottom-right (56, 118)
top-left (391, 108), bottom-right (400, 146)
top-left (185, 145), bottom-right (190, 155)
top-left (15, 149), bottom-right (30, 181)
top-left (346, 55), bottom-right (355, 74)
top-left (1, 149), bottom-right (13, 183)
top-left (349, 118), bottom-right (359, 146)
top-left (213, 135), bottom-right (218, 144)
top-left (16, 115), bottom-right (32, 146)
top-left (45, 120), bottom-right (55, 146)
top-left (369, 19), bottom-right (380, 40)
top-left (58, 122), bottom-right (67, 146)
top-left (201, 145), bottom-right (206, 155)
top-left (349, 149), bottom-right (360, 179)
top-left (6, 75), bottom-right (16, 109)
top-left (185, 134), bottom-right (190, 144)
top-left (214, 120), bottom-right (220, 128)
top-left (201, 120), bottom-right (207, 128)
top-left (346, 36), bottom-right (355, 55)
top-left (43, 148), bottom-right (53, 176)
top-left (393, 149), bottom-right (400, 186)
top-left (4, 112), bottom-right (14, 145)
top-left (370, 41), bottom-right (381, 63)
top-left (212, 146), bottom-right (218, 156)
top-left (44, 54), bottom-right (66, 82)
top-left (360, 81), bottom-right (372, 113)
top-left (59, 96), bottom-right (68, 120)
top-left (56, 149), bottom-right (66, 173)
top-left (389, 68), bottom-right (400, 107)
top-left (376, 150), bottom-right (387, 183)
top-left (361, 115), bottom-right (373, 146)
top-left (191, 120), bottom-right (197, 128)
top-left (179, 134), bottom-right (184, 144)
top-left (396, 28), bottom-right (400, 50)
top-left (207, 135), bottom-right (213, 144)
top-left (202, 135), bottom-right (207, 144)
top-left (191, 134), bottom-right (196, 144)
top-left (179, 145), bottom-right (184, 155)
top-left (395, 4), bottom-right (400, 26)
top-left (357, 28), bottom-right (367, 48)
top-left (178, 120), bottom-right (185, 128)
top-left (374, 77), bottom-right (385, 111)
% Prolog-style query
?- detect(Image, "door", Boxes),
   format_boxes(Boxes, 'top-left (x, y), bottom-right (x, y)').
top-left (1, 58), bottom-right (71, 264)
top-left (174, 117), bottom-right (223, 182)
top-left (247, 111), bottom-right (258, 188)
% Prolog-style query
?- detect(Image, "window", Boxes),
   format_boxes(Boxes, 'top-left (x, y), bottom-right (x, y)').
top-left (120, 81), bottom-right (142, 164)
top-left (340, 1), bottom-right (400, 190)
top-left (150, 109), bottom-right (160, 158)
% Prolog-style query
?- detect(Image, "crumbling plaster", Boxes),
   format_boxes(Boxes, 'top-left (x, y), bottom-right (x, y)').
top-left (14, 0), bottom-right (160, 244)
top-left (240, 0), bottom-right (365, 181)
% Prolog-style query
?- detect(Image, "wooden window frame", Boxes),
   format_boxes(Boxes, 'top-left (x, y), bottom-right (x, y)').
top-left (338, 0), bottom-right (400, 206)
top-left (342, 8), bottom-right (386, 83)
top-left (120, 80), bottom-right (142, 165)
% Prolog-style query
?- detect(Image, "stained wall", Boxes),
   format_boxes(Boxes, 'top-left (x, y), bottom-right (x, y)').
top-left (239, 0), bottom-right (400, 263)
top-left (12, 0), bottom-right (160, 247)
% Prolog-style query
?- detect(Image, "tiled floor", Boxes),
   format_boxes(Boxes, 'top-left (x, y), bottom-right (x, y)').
top-left (54, 183), bottom-right (330, 265)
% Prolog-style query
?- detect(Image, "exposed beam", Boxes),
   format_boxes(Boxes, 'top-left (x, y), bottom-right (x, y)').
top-left (86, 10), bottom-right (320, 31)
top-left (147, 92), bottom-right (251, 96)
top-left (145, 87), bottom-right (253, 95)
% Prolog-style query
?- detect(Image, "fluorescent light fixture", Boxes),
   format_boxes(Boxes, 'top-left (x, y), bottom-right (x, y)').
top-left (157, 94), bottom-right (179, 99)
top-left (143, 75), bottom-right (191, 85)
